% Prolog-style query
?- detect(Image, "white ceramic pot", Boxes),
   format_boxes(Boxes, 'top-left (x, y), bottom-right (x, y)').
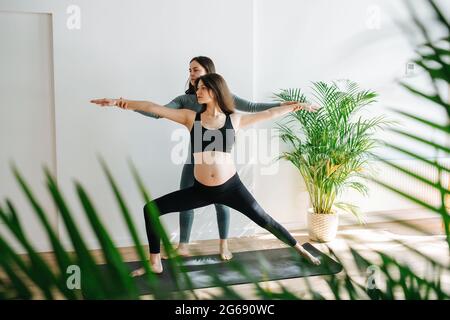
top-left (307, 207), bottom-right (339, 242)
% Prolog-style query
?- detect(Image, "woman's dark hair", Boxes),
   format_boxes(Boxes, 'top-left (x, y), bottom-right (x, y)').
top-left (195, 73), bottom-right (235, 114)
top-left (185, 56), bottom-right (216, 94)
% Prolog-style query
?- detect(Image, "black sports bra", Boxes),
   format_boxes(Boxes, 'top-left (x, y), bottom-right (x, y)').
top-left (190, 111), bottom-right (235, 154)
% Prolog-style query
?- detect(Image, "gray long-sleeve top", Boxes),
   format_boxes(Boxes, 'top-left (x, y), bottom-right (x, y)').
top-left (134, 94), bottom-right (280, 119)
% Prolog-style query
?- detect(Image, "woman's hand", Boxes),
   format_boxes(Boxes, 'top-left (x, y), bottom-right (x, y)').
top-left (90, 97), bottom-right (131, 109)
top-left (90, 98), bottom-right (117, 107)
top-left (292, 102), bottom-right (321, 113)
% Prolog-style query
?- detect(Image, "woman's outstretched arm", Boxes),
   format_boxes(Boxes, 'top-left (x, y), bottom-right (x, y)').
top-left (90, 98), bottom-right (194, 128)
top-left (134, 95), bottom-right (190, 119)
top-left (232, 102), bottom-right (320, 129)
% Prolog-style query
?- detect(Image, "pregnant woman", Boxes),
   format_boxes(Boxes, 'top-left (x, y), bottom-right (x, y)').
top-left (91, 73), bottom-right (321, 275)
top-left (134, 56), bottom-right (298, 261)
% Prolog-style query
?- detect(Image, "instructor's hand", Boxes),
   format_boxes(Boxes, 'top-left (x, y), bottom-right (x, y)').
top-left (281, 101), bottom-right (320, 113)
top-left (280, 101), bottom-right (299, 106)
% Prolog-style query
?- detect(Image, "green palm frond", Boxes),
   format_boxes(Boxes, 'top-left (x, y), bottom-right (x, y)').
top-left (273, 88), bottom-right (308, 103)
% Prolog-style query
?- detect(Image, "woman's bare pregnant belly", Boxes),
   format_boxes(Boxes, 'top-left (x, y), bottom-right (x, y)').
top-left (193, 151), bottom-right (237, 186)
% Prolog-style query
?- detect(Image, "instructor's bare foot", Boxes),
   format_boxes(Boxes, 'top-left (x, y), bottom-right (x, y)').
top-left (220, 239), bottom-right (233, 261)
top-left (130, 253), bottom-right (163, 277)
top-left (295, 243), bottom-right (321, 266)
top-left (161, 243), bottom-right (191, 259)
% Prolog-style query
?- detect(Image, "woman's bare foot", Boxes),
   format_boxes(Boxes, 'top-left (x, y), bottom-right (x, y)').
top-left (161, 243), bottom-right (191, 260)
top-left (220, 239), bottom-right (233, 261)
top-left (295, 243), bottom-right (321, 266)
top-left (130, 253), bottom-right (163, 277)
top-left (130, 267), bottom-right (146, 277)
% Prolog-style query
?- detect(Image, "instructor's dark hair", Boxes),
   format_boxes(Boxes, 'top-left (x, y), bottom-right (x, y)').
top-left (195, 73), bottom-right (235, 114)
top-left (185, 56), bottom-right (216, 94)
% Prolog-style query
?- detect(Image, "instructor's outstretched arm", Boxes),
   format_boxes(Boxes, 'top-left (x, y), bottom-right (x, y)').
top-left (90, 98), bottom-right (194, 128)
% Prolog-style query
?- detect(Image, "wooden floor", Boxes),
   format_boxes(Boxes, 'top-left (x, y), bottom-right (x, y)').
top-left (7, 217), bottom-right (449, 299)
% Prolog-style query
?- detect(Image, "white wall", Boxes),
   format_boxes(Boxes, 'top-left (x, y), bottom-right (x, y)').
top-left (0, 0), bottom-right (448, 253)
top-left (0, 10), bottom-right (56, 252)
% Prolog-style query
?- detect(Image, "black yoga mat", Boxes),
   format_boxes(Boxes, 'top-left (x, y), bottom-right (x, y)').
top-left (100, 243), bottom-right (342, 295)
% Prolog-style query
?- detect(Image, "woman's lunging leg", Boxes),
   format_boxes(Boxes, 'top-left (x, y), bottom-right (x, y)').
top-left (143, 186), bottom-right (211, 254)
top-left (219, 183), bottom-right (321, 265)
top-left (131, 186), bottom-right (213, 276)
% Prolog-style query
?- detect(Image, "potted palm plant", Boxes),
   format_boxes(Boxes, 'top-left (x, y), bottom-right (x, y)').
top-left (275, 80), bottom-right (390, 242)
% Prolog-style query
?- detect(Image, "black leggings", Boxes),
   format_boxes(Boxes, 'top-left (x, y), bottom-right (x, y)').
top-left (143, 173), bottom-right (297, 254)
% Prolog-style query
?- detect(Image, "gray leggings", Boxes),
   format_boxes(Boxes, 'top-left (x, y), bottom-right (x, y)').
top-left (179, 162), bottom-right (230, 243)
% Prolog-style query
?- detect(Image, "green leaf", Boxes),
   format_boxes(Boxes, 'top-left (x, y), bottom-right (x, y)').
top-left (98, 157), bottom-right (161, 294)
top-left (10, 164), bottom-right (75, 293)
top-left (43, 167), bottom-right (111, 299)
top-left (127, 158), bottom-right (194, 298)
top-left (75, 182), bottom-right (139, 299)
top-left (0, 202), bottom-right (75, 299)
